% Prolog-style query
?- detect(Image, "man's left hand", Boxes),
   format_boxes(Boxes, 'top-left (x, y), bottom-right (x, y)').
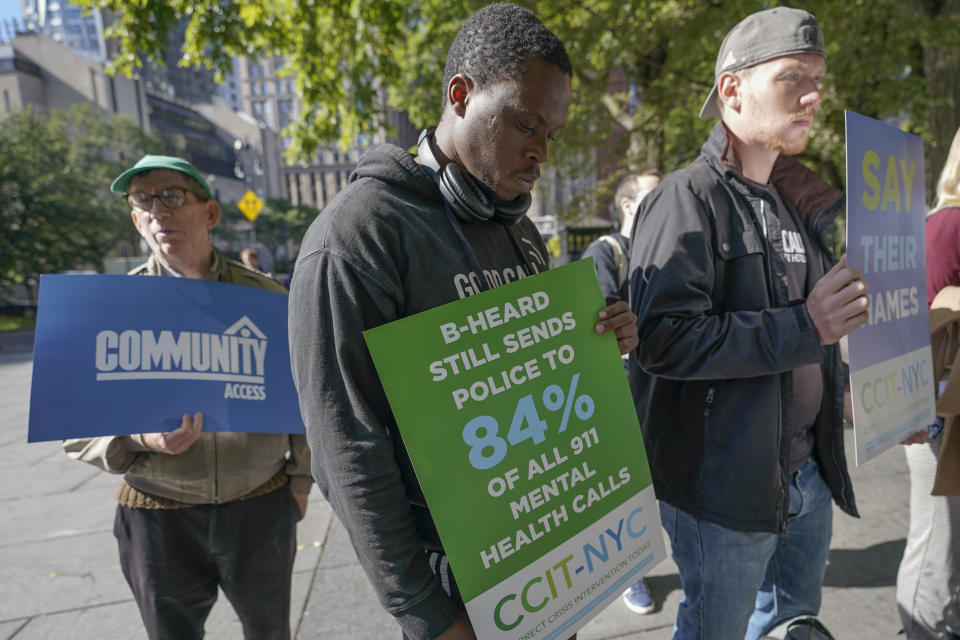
top-left (596, 300), bottom-right (639, 356)
top-left (292, 488), bottom-right (309, 520)
top-left (141, 412), bottom-right (204, 455)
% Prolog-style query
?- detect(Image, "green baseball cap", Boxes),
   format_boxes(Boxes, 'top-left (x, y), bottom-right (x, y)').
top-left (110, 154), bottom-right (213, 199)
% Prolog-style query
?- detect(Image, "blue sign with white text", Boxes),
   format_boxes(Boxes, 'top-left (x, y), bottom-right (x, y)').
top-left (845, 111), bottom-right (935, 463)
top-left (28, 274), bottom-right (304, 442)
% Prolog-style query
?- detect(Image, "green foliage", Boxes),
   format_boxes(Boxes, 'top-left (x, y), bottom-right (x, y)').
top-left (219, 198), bottom-right (320, 271)
top-left (80, 0), bottom-right (414, 156)
top-left (0, 315), bottom-right (35, 331)
top-left (0, 104), bottom-right (162, 293)
top-left (77, 0), bottom-right (959, 207)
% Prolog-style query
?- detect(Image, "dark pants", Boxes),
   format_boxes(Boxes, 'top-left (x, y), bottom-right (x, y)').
top-left (114, 485), bottom-right (299, 640)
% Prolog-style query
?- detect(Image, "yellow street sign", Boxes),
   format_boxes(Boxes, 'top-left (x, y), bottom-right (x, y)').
top-left (238, 190), bottom-right (264, 222)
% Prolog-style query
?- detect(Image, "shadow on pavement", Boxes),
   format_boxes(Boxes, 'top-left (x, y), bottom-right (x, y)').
top-left (646, 573), bottom-right (683, 611)
top-left (823, 539), bottom-right (906, 588)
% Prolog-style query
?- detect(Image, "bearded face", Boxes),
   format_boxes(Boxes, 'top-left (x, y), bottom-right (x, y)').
top-left (737, 54), bottom-right (826, 156)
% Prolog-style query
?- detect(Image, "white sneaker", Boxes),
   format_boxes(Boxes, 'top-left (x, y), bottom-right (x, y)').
top-left (622, 578), bottom-right (655, 614)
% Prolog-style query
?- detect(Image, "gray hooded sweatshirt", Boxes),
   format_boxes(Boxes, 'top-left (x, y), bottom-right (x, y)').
top-left (288, 143), bottom-right (548, 639)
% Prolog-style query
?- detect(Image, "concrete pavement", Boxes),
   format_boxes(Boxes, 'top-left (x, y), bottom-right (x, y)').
top-left (1, 328), bottom-right (910, 639)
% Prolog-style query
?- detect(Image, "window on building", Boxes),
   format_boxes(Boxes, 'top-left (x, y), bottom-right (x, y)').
top-left (286, 81), bottom-right (294, 94)
top-left (252, 101), bottom-right (265, 116)
top-left (3, 89), bottom-right (9, 111)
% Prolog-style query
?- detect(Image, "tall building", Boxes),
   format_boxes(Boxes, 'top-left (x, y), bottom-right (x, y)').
top-left (241, 56), bottom-right (297, 148)
top-left (138, 19), bottom-right (218, 106)
top-left (215, 58), bottom-right (242, 112)
top-left (21, 1), bottom-right (222, 108)
top-left (0, 32), bottom-right (147, 125)
top-left (238, 55), bottom-right (420, 210)
top-left (20, 0), bottom-right (106, 61)
top-left (192, 102), bottom-right (287, 202)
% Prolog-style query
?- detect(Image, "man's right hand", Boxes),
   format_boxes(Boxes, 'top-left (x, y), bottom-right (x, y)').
top-left (806, 254), bottom-right (870, 345)
top-left (141, 412), bottom-right (203, 455)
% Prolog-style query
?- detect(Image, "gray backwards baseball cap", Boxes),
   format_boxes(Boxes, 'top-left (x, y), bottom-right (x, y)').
top-left (699, 7), bottom-right (825, 119)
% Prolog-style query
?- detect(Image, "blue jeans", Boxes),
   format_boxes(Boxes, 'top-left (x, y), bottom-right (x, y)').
top-left (660, 459), bottom-right (833, 640)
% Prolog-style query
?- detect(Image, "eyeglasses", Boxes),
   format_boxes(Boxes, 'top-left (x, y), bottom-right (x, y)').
top-left (126, 188), bottom-right (204, 211)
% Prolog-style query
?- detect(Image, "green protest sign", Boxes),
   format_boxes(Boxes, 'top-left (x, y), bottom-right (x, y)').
top-left (364, 259), bottom-right (664, 640)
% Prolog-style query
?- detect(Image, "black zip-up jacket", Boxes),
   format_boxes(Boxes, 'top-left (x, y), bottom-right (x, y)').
top-left (627, 122), bottom-right (858, 533)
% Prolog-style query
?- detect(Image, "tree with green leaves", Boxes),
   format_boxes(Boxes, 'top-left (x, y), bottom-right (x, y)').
top-left (218, 198), bottom-right (320, 272)
top-left (81, 0), bottom-right (959, 211)
top-left (0, 104), bottom-right (162, 299)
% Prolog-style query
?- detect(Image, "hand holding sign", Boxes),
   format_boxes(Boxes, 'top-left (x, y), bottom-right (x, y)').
top-left (806, 254), bottom-right (870, 344)
top-left (595, 300), bottom-right (639, 354)
top-left (28, 275), bottom-right (305, 442)
top-left (142, 412), bottom-right (204, 454)
top-left (843, 111), bottom-right (934, 463)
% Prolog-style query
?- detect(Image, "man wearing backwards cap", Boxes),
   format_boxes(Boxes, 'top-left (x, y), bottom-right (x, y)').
top-left (63, 155), bottom-right (312, 640)
top-left (628, 8), bottom-right (869, 639)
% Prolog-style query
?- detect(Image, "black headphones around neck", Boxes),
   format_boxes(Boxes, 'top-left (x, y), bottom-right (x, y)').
top-left (417, 129), bottom-right (530, 226)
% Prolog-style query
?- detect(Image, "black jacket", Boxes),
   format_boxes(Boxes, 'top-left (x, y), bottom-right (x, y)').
top-left (288, 144), bottom-right (549, 639)
top-left (627, 122), bottom-right (858, 532)
top-left (581, 233), bottom-right (630, 305)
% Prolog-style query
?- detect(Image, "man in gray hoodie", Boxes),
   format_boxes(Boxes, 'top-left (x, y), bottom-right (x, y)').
top-left (288, 4), bottom-right (638, 639)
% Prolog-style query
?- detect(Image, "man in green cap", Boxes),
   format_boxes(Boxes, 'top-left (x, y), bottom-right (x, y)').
top-left (63, 154), bottom-right (312, 640)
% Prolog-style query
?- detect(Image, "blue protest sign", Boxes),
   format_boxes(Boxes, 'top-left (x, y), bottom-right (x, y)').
top-left (28, 274), bottom-right (304, 442)
top-left (845, 111), bottom-right (935, 463)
